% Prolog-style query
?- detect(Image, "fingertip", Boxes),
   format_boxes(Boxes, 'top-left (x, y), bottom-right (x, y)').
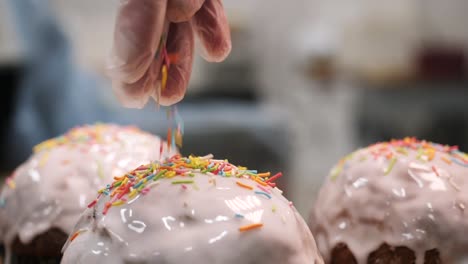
top-left (113, 82), bottom-right (150, 109)
top-left (199, 37), bottom-right (231, 62)
top-left (192, 0), bottom-right (232, 63)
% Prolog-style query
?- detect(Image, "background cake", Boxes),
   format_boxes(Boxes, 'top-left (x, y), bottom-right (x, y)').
top-left (61, 154), bottom-right (324, 264)
top-left (309, 138), bottom-right (468, 263)
top-left (0, 124), bottom-right (174, 263)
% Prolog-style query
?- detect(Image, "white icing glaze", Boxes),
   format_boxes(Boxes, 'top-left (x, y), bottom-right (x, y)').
top-left (309, 140), bottom-right (468, 264)
top-left (61, 162), bottom-right (323, 264)
top-left (0, 124), bottom-right (175, 248)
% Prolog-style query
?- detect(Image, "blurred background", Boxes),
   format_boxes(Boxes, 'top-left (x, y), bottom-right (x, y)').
top-left (0, 0), bottom-right (467, 216)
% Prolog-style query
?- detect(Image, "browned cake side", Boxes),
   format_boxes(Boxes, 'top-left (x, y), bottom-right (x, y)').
top-left (331, 243), bottom-right (441, 264)
top-left (10, 228), bottom-right (67, 257)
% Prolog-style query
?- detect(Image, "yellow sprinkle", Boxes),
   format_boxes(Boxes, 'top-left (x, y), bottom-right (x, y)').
top-left (161, 65), bottom-right (168, 91)
top-left (272, 205), bottom-right (277, 212)
top-left (425, 149), bottom-right (435, 161)
top-left (112, 200), bottom-right (125, 206)
top-left (257, 172), bottom-right (270, 178)
top-left (122, 177), bottom-right (129, 185)
top-left (6, 180), bottom-right (16, 189)
top-left (39, 152), bottom-right (50, 167)
top-left (128, 189), bottom-right (138, 198)
top-left (165, 171), bottom-right (176, 178)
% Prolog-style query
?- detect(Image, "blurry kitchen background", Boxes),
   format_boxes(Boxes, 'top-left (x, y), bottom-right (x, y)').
top-left (0, 0), bottom-right (467, 216)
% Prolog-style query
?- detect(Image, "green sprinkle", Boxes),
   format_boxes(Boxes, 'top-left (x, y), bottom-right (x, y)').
top-left (330, 165), bottom-right (343, 181)
top-left (172, 180), bottom-right (194, 185)
top-left (396, 147), bottom-right (408, 156)
top-left (189, 173), bottom-right (195, 177)
top-left (97, 161), bottom-right (104, 179)
top-left (384, 157), bottom-right (397, 175)
top-left (154, 170), bottom-right (167, 181)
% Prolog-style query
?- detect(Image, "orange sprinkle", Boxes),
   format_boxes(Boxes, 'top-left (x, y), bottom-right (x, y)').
top-left (442, 156), bottom-right (452, 164)
top-left (426, 149), bottom-right (435, 161)
top-left (167, 127), bottom-right (172, 149)
top-left (239, 223), bottom-right (263, 232)
top-left (257, 172), bottom-right (271, 178)
top-left (385, 152), bottom-right (393, 160)
top-left (236, 181), bottom-right (254, 190)
top-left (70, 231), bottom-right (82, 242)
top-left (254, 177), bottom-right (268, 186)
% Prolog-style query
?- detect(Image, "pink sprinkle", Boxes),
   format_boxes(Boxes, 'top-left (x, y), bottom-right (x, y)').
top-left (141, 188), bottom-right (151, 195)
top-left (181, 185), bottom-right (187, 190)
top-left (256, 184), bottom-right (271, 194)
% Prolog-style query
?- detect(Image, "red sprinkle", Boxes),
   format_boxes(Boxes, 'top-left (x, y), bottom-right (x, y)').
top-left (266, 172), bottom-right (283, 183)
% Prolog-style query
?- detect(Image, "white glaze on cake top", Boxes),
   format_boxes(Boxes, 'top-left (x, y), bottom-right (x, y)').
top-left (61, 155), bottom-right (323, 264)
top-left (0, 124), bottom-right (174, 247)
top-left (310, 138), bottom-right (468, 264)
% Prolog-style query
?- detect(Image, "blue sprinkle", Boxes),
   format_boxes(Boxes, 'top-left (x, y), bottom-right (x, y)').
top-left (452, 157), bottom-right (468, 168)
top-left (255, 191), bottom-right (272, 199)
top-left (134, 181), bottom-right (144, 189)
top-left (235, 213), bottom-right (244, 218)
top-left (247, 170), bottom-right (258, 174)
top-left (0, 198), bottom-right (6, 208)
top-left (145, 174), bottom-right (156, 181)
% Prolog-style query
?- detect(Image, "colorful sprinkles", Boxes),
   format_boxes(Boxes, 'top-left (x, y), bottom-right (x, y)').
top-left (32, 124), bottom-right (145, 154)
top-left (330, 137), bottom-right (468, 191)
top-left (87, 154), bottom-right (284, 233)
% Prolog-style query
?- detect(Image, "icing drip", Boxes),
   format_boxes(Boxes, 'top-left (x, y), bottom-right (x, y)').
top-left (0, 124), bottom-right (175, 249)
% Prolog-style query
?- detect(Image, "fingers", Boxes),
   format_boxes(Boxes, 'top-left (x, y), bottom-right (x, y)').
top-left (191, 0), bottom-right (231, 62)
top-left (167, 0), bottom-right (205, 23)
top-left (157, 22), bottom-right (194, 106)
top-left (112, 55), bottom-right (165, 108)
top-left (108, 0), bottom-right (167, 83)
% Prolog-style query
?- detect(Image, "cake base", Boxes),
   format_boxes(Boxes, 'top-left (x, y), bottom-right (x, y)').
top-left (331, 243), bottom-right (441, 264)
top-left (7, 228), bottom-right (67, 264)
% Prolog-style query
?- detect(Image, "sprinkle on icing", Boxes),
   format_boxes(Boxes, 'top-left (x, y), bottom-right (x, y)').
top-left (239, 223), bottom-right (264, 232)
top-left (331, 137), bottom-right (468, 182)
top-left (33, 124), bottom-right (147, 154)
top-left (87, 154), bottom-right (284, 233)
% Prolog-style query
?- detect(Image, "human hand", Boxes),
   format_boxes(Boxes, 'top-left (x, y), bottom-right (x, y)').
top-left (108, 0), bottom-right (231, 107)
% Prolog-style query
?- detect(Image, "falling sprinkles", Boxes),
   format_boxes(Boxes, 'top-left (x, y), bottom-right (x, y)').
top-left (87, 154), bottom-right (285, 233)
